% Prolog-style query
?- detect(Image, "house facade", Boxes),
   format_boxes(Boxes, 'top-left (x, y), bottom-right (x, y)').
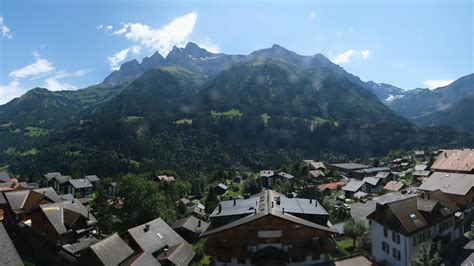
top-left (202, 189), bottom-right (338, 265)
top-left (368, 191), bottom-right (462, 266)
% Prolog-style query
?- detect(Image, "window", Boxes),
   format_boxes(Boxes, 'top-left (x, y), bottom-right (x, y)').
top-left (392, 231), bottom-right (400, 244)
top-left (392, 248), bottom-right (401, 261)
top-left (382, 242), bottom-right (389, 253)
top-left (384, 227), bottom-right (388, 237)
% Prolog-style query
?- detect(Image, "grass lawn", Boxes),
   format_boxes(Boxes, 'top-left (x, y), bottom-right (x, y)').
top-left (20, 148), bottom-right (39, 156)
top-left (336, 237), bottom-right (356, 256)
top-left (175, 118), bottom-right (193, 125)
top-left (123, 116), bottom-right (144, 123)
top-left (24, 126), bottom-right (49, 137)
top-left (226, 181), bottom-right (244, 198)
top-left (261, 113), bottom-right (271, 125)
top-left (210, 109), bottom-right (242, 119)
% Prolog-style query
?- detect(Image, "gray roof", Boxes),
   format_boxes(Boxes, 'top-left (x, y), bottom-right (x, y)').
top-left (309, 170), bottom-right (325, 178)
top-left (84, 175), bottom-right (100, 182)
top-left (40, 200), bottom-right (97, 235)
top-left (375, 172), bottom-right (391, 179)
top-left (171, 215), bottom-right (209, 233)
top-left (124, 252), bottom-right (161, 266)
top-left (0, 223), bottom-right (23, 266)
top-left (216, 183), bottom-right (228, 190)
top-left (44, 172), bottom-right (61, 181)
top-left (362, 177), bottom-right (380, 186)
top-left (278, 172), bottom-right (294, 180)
top-left (342, 179), bottom-right (365, 192)
top-left (57, 175), bottom-right (73, 184)
top-left (414, 164), bottom-right (428, 171)
top-left (331, 163), bottom-right (369, 170)
top-left (89, 234), bottom-right (134, 265)
top-left (68, 178), bottom-right (93, 189)
top-left (280, 197), bottom-right (328, 215)
top-left (60, 194), bottom-right (75, 201)
top-left (156, 242), bottom-right (195, 266)
top-left (4, 187), bottom-right (61, 214)
top-left (419, 172), bottom-right (474, 196)
top-left (210, 196), bottom-right (260, 218)
top-left (260, 170), bottom-right (275, 177)
top-left (354, 167), bottom-right (390, 174)
top-left (125, 218), bottom-right (186, 254)
top-left (203, 190), bottom-right (336, 237)
top-left (62, 237), bottom-right (99, 254)
top-left (412, 170), bottom-right (431, 177)
top-left (0, 171), bottom-right (11, 182)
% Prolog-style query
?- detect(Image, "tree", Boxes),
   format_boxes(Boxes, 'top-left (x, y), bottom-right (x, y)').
top-left (243, 176), bottom-right (261, 195)
top-left (343, 218), bottom-right (367, 251)
top-left (205, 187), bottom-right (219, 214)
top-left (412, 241), bottom-right (443, 266)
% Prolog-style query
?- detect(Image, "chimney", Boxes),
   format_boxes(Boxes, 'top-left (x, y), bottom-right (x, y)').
top-left (310, 199), bottom-right (312, 204)
top-left (218, 204), bottom-right (222, 214)
top-left (445, 153), bottom-right (448, 158)
top-left (198, 220), bottom-right (201, 227)
top-left (282, 208), bottom-right (285, 214)
top-left (315, 200), bottom-right (317, 207)
top-left (272, 201), bottom-right (274, 208)
top-left (164, 248), bottom-right (168, 256)
top-left (144, 224), bottom-right (150, 232)
top-left (233, 199), bottom-right (236, 206)
top-left (254, 208), bottom-right (257, 215)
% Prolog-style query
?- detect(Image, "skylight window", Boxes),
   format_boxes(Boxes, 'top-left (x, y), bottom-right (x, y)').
top-left (156, 232), bottom-right (163, 239)
top-left (409, 213), bottom-right (417, 220)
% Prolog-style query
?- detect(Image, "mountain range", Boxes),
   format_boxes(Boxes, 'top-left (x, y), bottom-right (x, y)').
top-left (0, 43), bottom-right (472, 177)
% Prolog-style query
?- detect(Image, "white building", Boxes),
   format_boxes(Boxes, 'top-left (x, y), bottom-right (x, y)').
top-left (367, 190), bottom-right (462, 266)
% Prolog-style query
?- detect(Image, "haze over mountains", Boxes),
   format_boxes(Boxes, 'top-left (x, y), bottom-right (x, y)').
top-left (0, 43), bottom-right (472, 176)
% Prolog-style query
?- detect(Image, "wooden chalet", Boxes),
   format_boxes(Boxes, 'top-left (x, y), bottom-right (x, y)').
top-left (202, 189), bottom-right (338, 265)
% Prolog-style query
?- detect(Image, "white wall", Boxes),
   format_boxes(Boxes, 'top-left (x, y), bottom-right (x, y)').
top-left (370, 220), bottom-right (407, 266)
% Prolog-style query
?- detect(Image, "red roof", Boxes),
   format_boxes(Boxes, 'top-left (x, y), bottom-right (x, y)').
top-left (318, 180), bottom-right (348, 190)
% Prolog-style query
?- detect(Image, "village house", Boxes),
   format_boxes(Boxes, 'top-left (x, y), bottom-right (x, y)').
top-left (66, 178), bottom-right (93, 198)
top-left (77, 217), bottom-right (195, 265)
top-left (214, 183), bottom-right (228, 195)
top-left (367, 190), bottom-right (462, 266)
top-left (84, 175), bottom-right (100, 188)
top-left (29, 199), bottom-right (98, 245)
top-left (260, 170), bottom-right (276, 188)
top-left (317, 180), bottom-right (348, 196)
top-left (303, 160), bottom-right (327, 171)
top-left (157, 175), bottom-right (176, 182)
top-left (431, 149), bottom-right (474, 173)
top-left (171, 215), bottom-right (209, 243)
top-left (1, 187), bottom-right (61, 226)
top-left (362, 177), bottom-right (382, 194)
top-left (383, 181), bottom-right (406, 192)
top-left (342, 179), bottom-right (366, 197)
top-left (330, 163), bottom-right (370, 177)
top-left (419, 172), bottom-right (474, 222)
top-left (201, 189), bottom-right (338, 265)
top-left (413, 150), bottom-right (426, 160)
top-left (44, 172), bottom-right (73, 194)
top-left (308, 170), bottom-right (326, 183)
top-left (352, 167), bottom-right (391, 180)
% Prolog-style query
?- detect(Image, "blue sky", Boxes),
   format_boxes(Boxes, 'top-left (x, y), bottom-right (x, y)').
top-left (0, 0), bottom-right (472, 104)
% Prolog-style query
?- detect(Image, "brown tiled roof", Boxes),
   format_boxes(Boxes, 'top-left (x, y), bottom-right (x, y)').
top-left (318, 180), bottom-right (348, 190)
top-left (431, 149), bottom-right (474, 172)
top-left (383, 181), bottom-right (405, 192)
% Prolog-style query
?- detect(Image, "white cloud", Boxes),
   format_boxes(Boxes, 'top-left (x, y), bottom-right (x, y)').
top-left (98, 24), bottom-right (113, 32)
top-left (0, 16), bottom-right (12, 38)
top-left (196, 39), bottom-right (220, 53)
top-left (112, 12), bottom-right (198, 56)
top-left (43, 69), bottom-right (89, 91)
top-left (9, 52), bottom-right (54, 79)
top-left (423, 79), bottom-right (453, 90)
top-left (0, 80), bottom-right (23, 105)
top-left (97, 25), bottom-right (104, 29)
top-left (332, 49), bottom-right (370, 64)
top-left (108, 46), bottom-right (141, 70)
top-left (310, 11), bottom-right (315, 20)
